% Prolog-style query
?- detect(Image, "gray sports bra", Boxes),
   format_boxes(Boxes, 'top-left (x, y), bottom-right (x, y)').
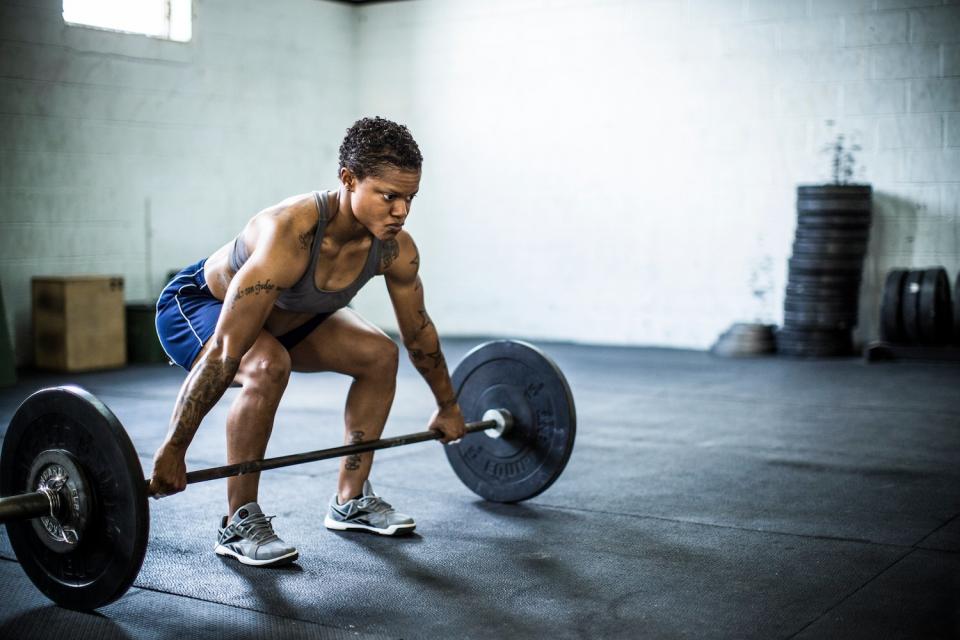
top-left (228, 191), bottom-right (382, 314)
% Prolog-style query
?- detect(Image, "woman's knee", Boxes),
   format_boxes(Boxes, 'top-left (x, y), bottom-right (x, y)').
top-left (356, 335), bottom-right (399, 377)
top-left (240, 346), bottom-right (291, 392)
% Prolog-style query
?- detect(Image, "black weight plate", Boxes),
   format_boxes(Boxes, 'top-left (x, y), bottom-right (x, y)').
top-left (880, 269), bottom-right (908, 343)
top-left (777, 341), bottom-right (853, 357)
top-left (937, 269), bottom-right (954, 343)
top-left (446, 340), bottom-right (576, 503)
top-left (797, 213), bottom-right (872, 229)
top-left (955, 270), bottom-right (960, 345)
top-left (788, 270), bottom-right (861, 287)
top-left (784, 298), bottom-right (858, 314)
top-left (777, 327), bottom-right (852, 343)
top-left (789, 256), bottom-right (864, 273)
top-left (794, 227), bottom-right (870, 243)
top-left (792, 240), bottom-right (868, 257)
top-left (786, 282), bottom-right (859, 301)
top-left (797, 199), bottom-right (871, 213)
top-left (901, 270), bottom-right (924, 345)
top-left (783, 309), bottom-right (858, 330)
top-left (776, 328), bottom-right (853, 357)
top-left (918, 267), bottom-right (952, 345)
top-left (0, 386), bottom-right (149, 610)
top-left (797, 185), bottom-right (872, 199)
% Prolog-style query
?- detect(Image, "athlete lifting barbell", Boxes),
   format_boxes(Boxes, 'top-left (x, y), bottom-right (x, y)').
top-left (0, 116), bottom-right (576, 611)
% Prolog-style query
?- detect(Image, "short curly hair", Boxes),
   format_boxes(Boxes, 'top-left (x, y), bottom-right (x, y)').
top-left (338, 116), bottom-right (423, 181)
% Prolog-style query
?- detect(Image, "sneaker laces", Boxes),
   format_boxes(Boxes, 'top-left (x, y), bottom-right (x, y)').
top-left (227, 513), bottom-right (280, 544)
top-left (356, 495), bottom-right (394, 514)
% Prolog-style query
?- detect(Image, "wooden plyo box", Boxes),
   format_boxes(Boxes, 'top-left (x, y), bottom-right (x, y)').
top-left (33, 276), bottom-right (127, 371)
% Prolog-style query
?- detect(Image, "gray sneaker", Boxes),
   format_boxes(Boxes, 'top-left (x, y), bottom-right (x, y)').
top-left (214, 502), bottom-right (299, 566)
top-left (324, 480), bottom-right (416, 536)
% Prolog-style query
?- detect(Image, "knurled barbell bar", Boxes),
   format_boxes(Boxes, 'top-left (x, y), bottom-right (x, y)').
top-left (0, 340), bottom-right (576, 611)
top-left (0, 412), bottom-right (512, 524)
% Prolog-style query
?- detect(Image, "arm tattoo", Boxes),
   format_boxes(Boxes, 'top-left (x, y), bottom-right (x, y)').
top-left (380, 239), bottom-right (400, 272)
top-left (417, 309), bottom-right (432, 331)
top-left (411, 252), bottom-right (421, 292)
top-left (231, 279), bottom-right (277, 309)
top-left (409, 309), bottom-right (434, 343)
top-left (298, 230), bottom-right (314, 251)
top-left (409, 345), bottom-right (446, 373)
top-left (167, 354), bottom-right (241, 449)
top-left (344, 430), bottom-right (365, 471)
top-left (438, 397), bottom-right (457, 410)
top-left (426, 349), bottom-right (445, 369)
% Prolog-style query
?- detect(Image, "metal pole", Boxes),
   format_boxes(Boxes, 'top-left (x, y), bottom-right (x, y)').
top-left (0, 491), bottom-right (51, 525)
top-left (177, 418), bottom-right (499, 487)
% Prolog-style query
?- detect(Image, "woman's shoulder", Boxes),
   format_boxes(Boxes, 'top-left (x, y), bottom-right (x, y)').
top-left (253, 192), bottom-right (323, 243)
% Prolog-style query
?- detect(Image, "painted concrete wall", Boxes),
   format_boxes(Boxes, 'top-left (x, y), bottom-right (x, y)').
top-left (1, 0), bottom-right (958, 364)
top-left (0, 0), bottom-right (356, 364)
top-left (349, 0), bottom-right (960, 350)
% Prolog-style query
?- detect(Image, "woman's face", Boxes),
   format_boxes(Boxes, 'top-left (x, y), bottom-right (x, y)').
top-left (346, 166), bottom-right (421, 241)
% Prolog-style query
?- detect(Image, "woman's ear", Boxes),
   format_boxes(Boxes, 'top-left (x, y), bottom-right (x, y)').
top-left (339, 167), bottom-right (357, 192)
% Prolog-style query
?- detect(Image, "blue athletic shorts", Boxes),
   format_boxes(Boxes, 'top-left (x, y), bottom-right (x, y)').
top-left (155, 258), bottom-right (333, 371)
top-left (156, 259), bottom-right (219, 370)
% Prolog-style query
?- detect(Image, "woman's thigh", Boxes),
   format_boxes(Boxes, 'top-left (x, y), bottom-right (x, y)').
top-left (287, 307), bottom-right (398, 377)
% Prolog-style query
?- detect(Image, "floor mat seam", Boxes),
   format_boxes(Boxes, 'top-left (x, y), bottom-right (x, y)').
top-left (783, 547), bottom-right (916, 640)
top-left (129, 583), bottom-right (396, 639)
top-left (910, 510), bottom-right (960, 549)
top-left (532, 502), bottom-right (914, 549)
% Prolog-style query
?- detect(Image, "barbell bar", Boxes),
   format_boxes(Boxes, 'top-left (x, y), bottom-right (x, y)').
top-left (0, 339), bottom-right (576, 610)
top-left (0, 411), bottom-right (512, 523)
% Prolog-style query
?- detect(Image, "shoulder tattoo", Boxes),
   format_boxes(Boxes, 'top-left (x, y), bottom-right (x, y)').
top-left (298, 229), bottom-right (314, 251)
top-left (380, 238), bottom-right (400, 272)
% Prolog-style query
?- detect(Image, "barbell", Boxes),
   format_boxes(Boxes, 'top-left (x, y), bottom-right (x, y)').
top-left (0, 340), bottom-right (576, 611)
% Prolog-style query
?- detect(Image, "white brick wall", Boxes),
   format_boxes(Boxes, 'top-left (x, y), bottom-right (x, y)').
top-left (1, 0), bottom-right (958, 360)
top-left (348, 0), bottom-right (960, 349)
top-left (0, 0), bottom-right (355, 364)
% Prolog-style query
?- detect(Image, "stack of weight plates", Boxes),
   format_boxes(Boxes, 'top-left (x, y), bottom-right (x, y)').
top-left (777, 185), bottom-right (872, 357)
top-left (956, 271), bottom-right (960, 344)
top-left (880, 267), bottom-right (954, 345)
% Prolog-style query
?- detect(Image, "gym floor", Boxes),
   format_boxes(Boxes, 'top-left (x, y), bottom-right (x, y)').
top-left (1, 338), bottom-right (958, 639)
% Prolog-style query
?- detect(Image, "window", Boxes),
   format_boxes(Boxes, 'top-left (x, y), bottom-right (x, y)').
top-left (63, 0), bottom-right (192, 43)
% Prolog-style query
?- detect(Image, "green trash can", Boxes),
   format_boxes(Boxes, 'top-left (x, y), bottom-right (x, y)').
top-left (126, 302), bottom-right (168, 364)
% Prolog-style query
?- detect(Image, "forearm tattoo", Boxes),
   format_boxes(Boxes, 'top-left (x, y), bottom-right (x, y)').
top-left (409, 309), bottom-right (434, 344)
top-left (380, 239), bottom-right (400, 272)
top-left (231, 279), bottom-right (277, 309)
top-left (409, 344), bottom-right (445, 371)
top-left (344, 430), bottom-right (365, 471)
top-left (417, 309), bottom-right (431, 329)
top-left (168, 354), bottom-right (241, 449)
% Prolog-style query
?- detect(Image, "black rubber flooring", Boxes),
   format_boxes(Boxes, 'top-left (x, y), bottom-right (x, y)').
top-left (1, 339), bottom-right (958, 639)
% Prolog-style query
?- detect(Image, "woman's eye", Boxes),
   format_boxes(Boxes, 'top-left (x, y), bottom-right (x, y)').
top-left (383, 194), bottom-right (395, 202)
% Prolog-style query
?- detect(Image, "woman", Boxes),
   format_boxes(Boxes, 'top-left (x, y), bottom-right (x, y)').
top-left (151, 117), bottom-right (465, 566)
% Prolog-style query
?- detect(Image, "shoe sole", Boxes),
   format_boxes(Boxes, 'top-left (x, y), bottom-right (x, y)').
top-left (323, 515), bottom-right (416, 536)
top-left (214, 544), bottom-right (299, 567)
